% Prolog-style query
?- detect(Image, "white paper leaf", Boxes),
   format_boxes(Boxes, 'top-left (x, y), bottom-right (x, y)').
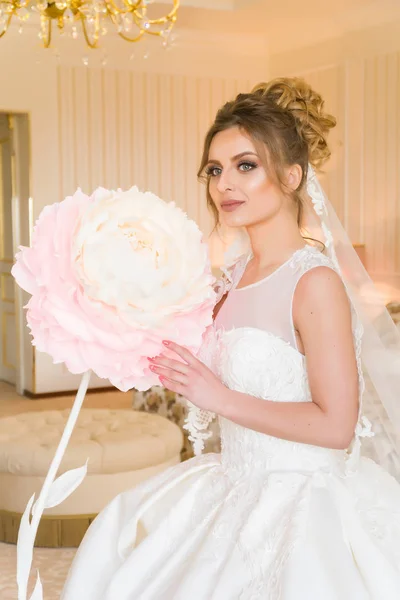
top-left (32, 461), bottom-right (88, 519)
top-left (16, 372), bottom-right (91, 600)
top-left (16, 494), bottom-right (35, 599)
top-left (29, 572), bottom-right (43, 600)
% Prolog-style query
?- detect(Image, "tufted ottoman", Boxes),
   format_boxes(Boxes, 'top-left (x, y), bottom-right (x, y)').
top-left (0, 408), bottom-right (183, 548)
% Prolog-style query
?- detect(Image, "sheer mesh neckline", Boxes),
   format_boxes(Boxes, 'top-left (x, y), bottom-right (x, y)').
top-left (233, 245), bottom-right (309, 292)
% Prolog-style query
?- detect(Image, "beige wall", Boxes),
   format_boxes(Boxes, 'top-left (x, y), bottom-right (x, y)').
top-left (270, 19), bottom-right (400, 297)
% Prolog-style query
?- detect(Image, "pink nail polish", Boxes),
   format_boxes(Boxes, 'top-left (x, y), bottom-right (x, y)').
top-left (162, 340), bottom-right (170, 346)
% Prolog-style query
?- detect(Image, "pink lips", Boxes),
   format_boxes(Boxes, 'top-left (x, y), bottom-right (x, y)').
top-left (220, 201), bottom-right (245, 212)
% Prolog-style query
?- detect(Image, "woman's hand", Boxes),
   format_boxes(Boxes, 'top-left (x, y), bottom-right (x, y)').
top-left (148, 341), bottom-right (228, 413)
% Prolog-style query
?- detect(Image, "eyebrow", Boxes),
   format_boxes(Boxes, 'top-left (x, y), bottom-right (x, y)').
top-left (205, 151), bottom-right (258, 166)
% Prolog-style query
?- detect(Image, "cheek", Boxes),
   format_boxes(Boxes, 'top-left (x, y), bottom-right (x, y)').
top-left (232, 178), bottom-right (281, 226)
top-left (244, 174), bottom-right (279, 212)
top-left (208, 180), bottom-right (221, 212)
top-left (244, 170), bottom-right (273, 195)
top-left (208, 178), bottom-right (219, 197)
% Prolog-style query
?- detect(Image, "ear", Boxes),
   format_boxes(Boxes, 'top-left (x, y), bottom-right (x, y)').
top-left (285, 164), bottom-right (303, 191)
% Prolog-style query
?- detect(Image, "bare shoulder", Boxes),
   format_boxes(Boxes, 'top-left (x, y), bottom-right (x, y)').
top-left (293, 265), bottom-right (353, 353)
top-left (293, 265), bottom-right (350, 318)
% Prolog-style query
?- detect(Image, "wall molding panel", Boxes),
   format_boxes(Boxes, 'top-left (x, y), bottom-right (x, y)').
top-left (271, 41), bottom-right (400, 295)
top-left (57, 66), bottom-right (253, 265)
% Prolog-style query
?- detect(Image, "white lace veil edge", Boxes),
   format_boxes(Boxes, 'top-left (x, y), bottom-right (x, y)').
top-left (304, 167), bottom-right (400, 477)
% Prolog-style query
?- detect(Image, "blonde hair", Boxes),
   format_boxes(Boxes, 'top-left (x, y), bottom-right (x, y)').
top-left (198, 76), bottom-right (336, 228)
top-left (251, 77), bottom-right (336, 170)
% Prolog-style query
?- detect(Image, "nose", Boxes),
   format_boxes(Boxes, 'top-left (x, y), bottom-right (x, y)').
top-left (216, 170), bottom-right (235, 194)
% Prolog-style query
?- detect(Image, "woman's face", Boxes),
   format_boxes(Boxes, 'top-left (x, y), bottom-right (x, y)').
top-left (206, 127), bottom-right (284, 229)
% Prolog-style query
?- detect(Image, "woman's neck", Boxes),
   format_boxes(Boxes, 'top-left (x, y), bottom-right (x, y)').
top-left (246, 215), bottom-right (305, 269)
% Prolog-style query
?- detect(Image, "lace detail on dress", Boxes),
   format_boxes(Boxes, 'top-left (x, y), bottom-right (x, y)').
top-left (213, 253), bottom-right (248, 304)
top-left (217, 328), bottom-right (307, 404)
top-left (195, 453), bottom-right (314, 600)
top-left (288, 244), bottom-right (337, 274)
top-left (184, 256), bottom-right (249, 456)
top-left (183, 328), bottom-right (218, 456)
top-left (346, 321), bottom-right (374, 473)
top-left (213, 264), bottom-right (235, 305)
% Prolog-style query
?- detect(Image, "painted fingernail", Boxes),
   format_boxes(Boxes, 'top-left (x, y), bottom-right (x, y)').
top-left (149, 365), bottom-right (156, 371)
top-left (147, 357), bottom-right (155, 362)
top-left (162, 340), bottom-right (170, 346)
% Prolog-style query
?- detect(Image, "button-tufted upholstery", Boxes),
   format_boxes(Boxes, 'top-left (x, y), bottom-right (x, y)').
top-left (0, 409), bottom-right (183, 546)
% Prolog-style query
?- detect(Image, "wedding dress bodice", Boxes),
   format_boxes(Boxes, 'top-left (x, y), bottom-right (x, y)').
top-left (208, 245), bottom-right (357, 478)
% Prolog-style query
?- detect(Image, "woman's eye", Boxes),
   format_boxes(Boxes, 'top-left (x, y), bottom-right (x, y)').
top-left (206, 166), bottom-right (222, 177)
top-left (238, 161), bottom-right (257, 172)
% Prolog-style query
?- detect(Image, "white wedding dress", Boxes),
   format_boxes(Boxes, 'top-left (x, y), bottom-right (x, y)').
top-left (61, 245), bottom-right (400, 600)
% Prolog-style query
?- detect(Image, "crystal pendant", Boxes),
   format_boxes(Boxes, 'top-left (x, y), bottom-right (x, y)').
top-left (17, 7), bottom-right (30, 21)
top-left (63, 8), bottom-right (74, 24)
top-left (36, 0), bottom-right (48, 11)
top-left (93, 0), bottom-right (107, 14)
top-left (123, 13), bottom-right (132, 32)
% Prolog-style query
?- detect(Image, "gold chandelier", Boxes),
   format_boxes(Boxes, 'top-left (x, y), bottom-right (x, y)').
top-left (0, 0), bottom-right (179, 49)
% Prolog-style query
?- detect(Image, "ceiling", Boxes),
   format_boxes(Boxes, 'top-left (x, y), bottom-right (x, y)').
top-left (163, 0), bottom-right (400, 54)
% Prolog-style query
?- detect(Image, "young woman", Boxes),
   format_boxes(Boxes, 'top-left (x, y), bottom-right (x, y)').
top-left (62, 78), bottom-right (400, 599)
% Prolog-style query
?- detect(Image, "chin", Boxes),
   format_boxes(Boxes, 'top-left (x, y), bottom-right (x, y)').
top-left (220, 215), bottom-right (251, 229)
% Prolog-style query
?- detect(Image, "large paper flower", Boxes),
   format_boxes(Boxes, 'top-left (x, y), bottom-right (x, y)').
top-left (12, 187), bottom-right (216, 391)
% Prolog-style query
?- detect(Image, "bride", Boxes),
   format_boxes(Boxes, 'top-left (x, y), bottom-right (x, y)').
top-left (61, 78), bottom-right (400, 599)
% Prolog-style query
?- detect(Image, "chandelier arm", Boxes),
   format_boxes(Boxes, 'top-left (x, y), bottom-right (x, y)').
top-left (146, 29), bottom-right (169, 37)
top-left (0, 14), bottom-right (13, 38)
top-left (106, 0), bottom-right (178, 26)
top-left (106, 0), bottom-right (134, 16)
top-left (124, 0), bottom-right (142, 9)
top-left (148, 0), bottom-right (179, 23)
top-left (117, 28), bottom-right (144, 42)
top-left (43, 17), bottom-right (52, 48)
top-left (141, 14), bottom-right (177, 26)
top-left (132, 11), bottom-right (142, 27)
top-left (81, 14), bottom-right (100, 49)
top-left (134, 0), bottom-right (179, 26)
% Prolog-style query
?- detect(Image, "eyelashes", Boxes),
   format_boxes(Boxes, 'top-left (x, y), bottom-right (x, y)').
top-left (205, 166), bottom-right (221, 177)
top-left (205, 161), bottom-right (258, 177)
top-left (238, 161), bottom-right (258, 172)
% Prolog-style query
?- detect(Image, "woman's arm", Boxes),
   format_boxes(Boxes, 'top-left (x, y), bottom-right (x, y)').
top-left (218, 267), bottom-right (360, 449)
